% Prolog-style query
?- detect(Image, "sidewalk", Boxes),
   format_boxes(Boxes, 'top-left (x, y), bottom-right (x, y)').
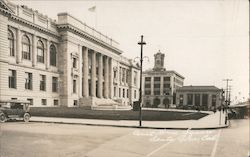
top-left (30, 110), bottom-right (229, 130)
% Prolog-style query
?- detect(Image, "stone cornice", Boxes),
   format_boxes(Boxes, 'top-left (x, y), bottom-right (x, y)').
top-left (0, 0), bottom-right (13, 16)
top-left (0, 8), bottom-right (10, 16)
top-left (9, 14), bottom-right (60, 39)
top-left (57, 24), bottom-right (123, 55)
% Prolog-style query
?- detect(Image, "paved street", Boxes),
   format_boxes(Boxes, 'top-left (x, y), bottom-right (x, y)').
top-left (0, 119), bottom-right (248, 157)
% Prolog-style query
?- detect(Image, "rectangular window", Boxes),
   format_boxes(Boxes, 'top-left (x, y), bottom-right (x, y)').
top-left (126, 70), bottom-right (129, 83)
top-left (118, 88), bottom-right (120, 98)
top-left (154, 84), bottom-right (160, 88)
top-left (114, 70), bottom-right (117, 79)
top-left (37, 48), bottom-right (44, 63)
top-left (73, 58), bottom-right (77, 68)
top-left (163, 84), bottom-right (170, 88)
top-left (52, 77), bottom-right (58, 92)
top-left (154, 77), bottom-right (160, 81)
top-left (9, 69), bottom-right (16, 88)
top-left (145, 77), bottom-right (151, 81)
top-left (40, 75), bottom-right (46, 91)
top-left (9, 39), bottom-right (14, 56)
top-left (25, 72), bottom-right (32, 90)
top-left (123, 89), bottom-right (125, 98)
top-left (119, 67), bottom-right (122, 82)
top-left (134, 90), bottom-right (136, 99)
top-left (41, 99), bottom-right (47, 105)
top-left (187, 94), bottom-right (193, 105)
top-left (122, 68), bottom-right (125, 82)
top-left (22, 44), bottom-right (30, 60)
top-left (27, 98), bottom-right (33, 106)
top-left (73, 79), bottom-right (77, 93)
top-left (114, 87), bottom-right (116, 97)
top-left (145, 83), bottom-right (151, 88)
top-left (54, 99), bottom-right (59, 106)
top-left (154, 91), bottom-right (160, 95)
top-left (127, 89), bottom-right (129, 98)
top-left (164, 77), bottom-right (170, 81)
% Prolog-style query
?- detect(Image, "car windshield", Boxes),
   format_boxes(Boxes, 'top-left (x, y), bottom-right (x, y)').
top-left (10, 103), bottom-right (23, 109)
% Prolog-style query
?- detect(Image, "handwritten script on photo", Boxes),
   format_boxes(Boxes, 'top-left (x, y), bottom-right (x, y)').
top-left (132, 129), bottom-right (220, 143)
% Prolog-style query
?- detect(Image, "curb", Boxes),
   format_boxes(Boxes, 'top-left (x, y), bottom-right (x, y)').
top-left (30, 120), bottom-right (229, 130)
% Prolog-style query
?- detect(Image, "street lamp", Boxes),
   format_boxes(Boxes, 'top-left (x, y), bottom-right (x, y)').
top-left (138, 35), bottom-right (146, 127)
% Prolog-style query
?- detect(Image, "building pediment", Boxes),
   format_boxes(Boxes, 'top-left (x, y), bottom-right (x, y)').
top-left (0, 0), bottom-right (14, 15)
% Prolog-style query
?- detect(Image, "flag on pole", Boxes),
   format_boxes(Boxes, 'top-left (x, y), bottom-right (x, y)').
top-left (88, 6), bottom-right (96, 12)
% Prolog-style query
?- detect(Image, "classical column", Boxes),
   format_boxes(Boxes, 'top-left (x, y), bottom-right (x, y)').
top-left (82, 47), bottom-right (89, 97)
top-left (91, 50), bottom-right (96, 97)
top-left (16, 29), bottom-right (21, 63)
top-left (46, 40), bottom-right (50, 69)
top-left (200, 94), bottom-right (202, 106)
top-left (97, 53), bottom-right (103, 98)
top-left (78, 45), bottom-right (83, 98)
top-left (109, 58), bottom-right (113, 99)
top-left (192, 94), bottom-right (195, 106)
top-left (104, 56), bottom-right (109, 98)
top-left (32, 34), bottom-right (37, 67)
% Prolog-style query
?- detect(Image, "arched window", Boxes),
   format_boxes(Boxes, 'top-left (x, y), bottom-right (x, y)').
top-left (37, 40), bottom-right (44, 63)
top-left (22, 35), bottom-right (31, 60)
top-left (50, 44), bottom-right (56, 66)
top-left (8, 30), bottom-right (14, 56)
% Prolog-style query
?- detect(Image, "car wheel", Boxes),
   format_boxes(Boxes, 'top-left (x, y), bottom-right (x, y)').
top-left (0, 113), bottom-right (7, 123)
top-left (23, 113), bottom-right (30, 122)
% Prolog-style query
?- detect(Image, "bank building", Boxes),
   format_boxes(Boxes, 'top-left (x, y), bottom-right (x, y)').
top-left (142, 51), bottom-right (185, 108)
top-left (0, 0), bottom-right (140, 109)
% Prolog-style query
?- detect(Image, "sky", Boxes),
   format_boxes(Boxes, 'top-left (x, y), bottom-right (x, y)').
top-left (10, 0), bottom-right (249, 103)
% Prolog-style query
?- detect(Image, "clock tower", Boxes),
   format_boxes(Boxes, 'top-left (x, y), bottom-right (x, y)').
top-left (153, 50), bottom-right (165, 71)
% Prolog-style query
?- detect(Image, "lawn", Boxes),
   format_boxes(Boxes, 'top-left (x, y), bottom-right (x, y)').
top-left (30, 107), bottom-right (208, 121)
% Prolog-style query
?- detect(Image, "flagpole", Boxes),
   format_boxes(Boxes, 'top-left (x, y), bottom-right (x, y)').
top-left (88, 5), bottom-right (97, 29)
top-left (95, 7), bottom-right (97, 29)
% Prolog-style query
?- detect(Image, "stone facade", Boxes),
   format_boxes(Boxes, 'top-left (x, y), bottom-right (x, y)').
top-left (142, 50), bottom-right (184, 108)
top-left (176, 86), bottom-right (224, 110)
top-left (0, 0), bottom-right (140, 107)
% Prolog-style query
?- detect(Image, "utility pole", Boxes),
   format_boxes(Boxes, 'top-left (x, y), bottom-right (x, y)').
top-left (222, 79), bottom-right (232, 125)
top-left (223, 79), bottom-right (233, 106)
top-left (228, 86), bottom-right (232, 106)
top-left (138, 35), bottom-right (146, 127)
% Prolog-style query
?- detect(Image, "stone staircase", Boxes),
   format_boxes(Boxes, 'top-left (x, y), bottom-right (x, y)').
top-left (79, 97), bottom-right (132, 110)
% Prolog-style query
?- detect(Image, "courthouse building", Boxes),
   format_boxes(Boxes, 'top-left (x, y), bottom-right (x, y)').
top-left (142, 51), bottom-right (184, 108)
top-left (0, 0), bottom-right (140, 108)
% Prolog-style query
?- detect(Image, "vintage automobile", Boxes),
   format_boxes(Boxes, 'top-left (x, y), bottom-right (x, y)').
top-left (0, 100), bottom-right (31, 122)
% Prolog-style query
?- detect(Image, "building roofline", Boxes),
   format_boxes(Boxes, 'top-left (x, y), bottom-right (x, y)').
top-left (176, 85), bottom-right (222, 91)
top-left (142, 69), bottom-right (185, 79)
